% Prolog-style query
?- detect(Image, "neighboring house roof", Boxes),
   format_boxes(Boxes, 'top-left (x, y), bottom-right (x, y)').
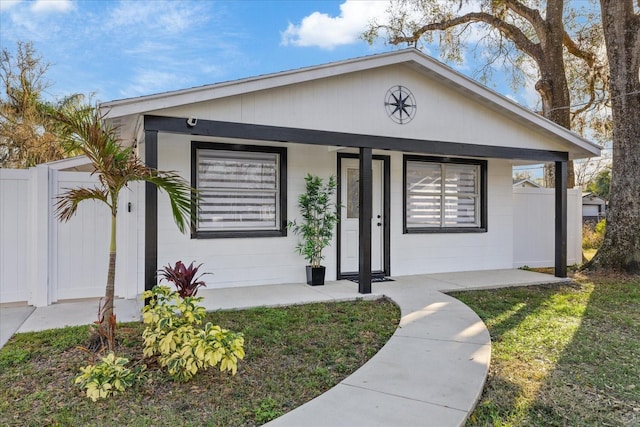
top-left (513, 179), bottom-right (542, 188)
top-left (101, 48), bottom-right (600, 160)
top-left (44, 155), bottom-right (94, 172)
top-left (582, 193), bottom-right (607, 206)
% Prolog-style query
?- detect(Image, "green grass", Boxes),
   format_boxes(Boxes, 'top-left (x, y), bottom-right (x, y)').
top-left (0, 298), bottom-right (399, 426)
top-left (450, 273), bottom-right (640, 426)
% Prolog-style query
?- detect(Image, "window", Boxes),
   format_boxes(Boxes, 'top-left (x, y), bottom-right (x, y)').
top-left (404, 156), bottom-right (486, 233)
top-left (192, 142), bottom-right (287, 238)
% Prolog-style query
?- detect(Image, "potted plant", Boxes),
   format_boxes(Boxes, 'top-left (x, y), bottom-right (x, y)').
top-left (289, 174), bottom-right (339, 285)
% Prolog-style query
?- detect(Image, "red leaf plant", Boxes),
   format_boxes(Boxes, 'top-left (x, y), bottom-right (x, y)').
top-left (158, 261), bottom-right (209, 298)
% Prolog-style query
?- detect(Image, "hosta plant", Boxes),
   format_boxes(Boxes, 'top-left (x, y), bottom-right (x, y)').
top-left (74, 352), bottom-right (147, 402)
top-left (142, 286), bottom-right (245, 381)
top-left (158, 261), bottom-right (209, 298)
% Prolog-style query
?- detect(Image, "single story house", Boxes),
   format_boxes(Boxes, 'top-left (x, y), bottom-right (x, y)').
top-left (513, 178), bottom-right (542, 188)
top-left (101, 48), bottom-right (600, 295)
top-left (582, 192), bottom-right (607, 224)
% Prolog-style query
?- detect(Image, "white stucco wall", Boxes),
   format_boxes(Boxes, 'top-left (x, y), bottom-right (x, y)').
top-left (153, 133), bottom-right (516, 289)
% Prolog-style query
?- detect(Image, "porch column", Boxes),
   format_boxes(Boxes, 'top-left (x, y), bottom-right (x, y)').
top-left (554, 160), bottom-right (567, 278)
top-left (358, 147), bottom-right (372, 294)
top-left (144, 130), bottom-right (158, 293)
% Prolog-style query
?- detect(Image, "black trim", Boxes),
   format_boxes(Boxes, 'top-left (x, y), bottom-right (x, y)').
top-left (358, 148), bottom-right (372, 294)
top-left (403, 155), bottom-right (488, 234)
top-left (336, 153), bottom-right (391, 279)
top-left (144, 130), bottom-right (158, 294)
top-left (190, 141), bottom-right (287, 239)
top-left (555, 161), bottom-right (567, 278)
top-left (145, 115), bottom-right (568, 162)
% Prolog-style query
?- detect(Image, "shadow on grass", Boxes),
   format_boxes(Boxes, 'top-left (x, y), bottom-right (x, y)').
top-left (454, 274), bottom-right (640, 426)
top-left (527, 274), bottom-right (640, 426)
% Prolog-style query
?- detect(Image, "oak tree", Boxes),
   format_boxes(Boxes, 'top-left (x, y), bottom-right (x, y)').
top-left (364, 0), bottom-right (609, 188)
top-left (588, 0), bottom-right (639, 273)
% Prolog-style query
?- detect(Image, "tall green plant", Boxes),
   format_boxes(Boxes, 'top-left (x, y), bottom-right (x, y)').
top-left (53, 105), bottom-right (196, 335)
top-left (289, 174), bottom-right (339, 268)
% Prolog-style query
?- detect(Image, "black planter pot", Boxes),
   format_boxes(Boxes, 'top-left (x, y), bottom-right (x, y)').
top-left (305, 265), bottom-right (326, 286)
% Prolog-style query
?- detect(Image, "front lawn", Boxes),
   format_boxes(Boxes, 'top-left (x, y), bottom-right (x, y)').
top-left (450, 272), bottom-right (640, 426)
top-left (0, 298), bottom-right (399, 426)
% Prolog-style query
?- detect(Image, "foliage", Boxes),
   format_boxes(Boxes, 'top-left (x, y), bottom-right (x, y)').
top-left (289, 174), bottom-right (339, 268)
top-left (0, 41), bottom-right (83, 168)
top-left (582, 219), bottom-right (606, 250)
top-left (74, 352), bottom-right (147, 402)
top-left (586, 167), bottom-right (611, 202)
top-left (53, 104), bottom-right (197, 329)
top-left (141, 286), bottom-right (245, 381)
top-left (158, 260), bottom-right (209, 298)
top-left (254, 397), bottom-right (284, 424)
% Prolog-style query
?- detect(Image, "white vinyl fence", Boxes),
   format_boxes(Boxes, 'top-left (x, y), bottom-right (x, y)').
top-left (512, 187), bottom-right (582, 268)
top-left (1, 163), bottom-right (140, 306)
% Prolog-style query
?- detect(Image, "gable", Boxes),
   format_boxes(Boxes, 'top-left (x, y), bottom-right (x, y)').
top-left (103, 49), bottom-right (600, 161)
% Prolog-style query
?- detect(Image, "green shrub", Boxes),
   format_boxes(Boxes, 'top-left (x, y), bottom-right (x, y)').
top-left (142, 286), bottom-right (245, 381)
top-left (583, 219), bottom-right (606, 250)
top-left (74, 352), bottom-right (147, 401)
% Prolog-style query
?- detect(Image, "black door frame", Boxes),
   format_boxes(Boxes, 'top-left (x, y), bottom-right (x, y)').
top-left (336, 152), bottom-right (391, 280)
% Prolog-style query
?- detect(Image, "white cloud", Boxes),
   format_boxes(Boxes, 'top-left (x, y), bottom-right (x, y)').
top-left (120, 68), bottom-right (188, 98)
top-left (31, 0), bottom-right (74, 13)
top-left (0, 0), bottom-right (22, 12)
top-left (281, 0), bottom-right (390, 50)
top-left (107, 1), bottom-right (206, 34)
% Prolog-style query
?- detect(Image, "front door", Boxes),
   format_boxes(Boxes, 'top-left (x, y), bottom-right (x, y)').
top-left (339, 158), bottom-right (385, 276)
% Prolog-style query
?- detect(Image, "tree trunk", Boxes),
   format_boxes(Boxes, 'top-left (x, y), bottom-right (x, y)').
top-left (104, 213), bottom-right (117, 324)
top-left (537, 0), bottom-right (576, 189)
top-left (589, 0), bottom-right (640, 273)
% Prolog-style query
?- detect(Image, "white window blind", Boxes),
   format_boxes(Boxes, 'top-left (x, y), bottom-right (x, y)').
top-left (406, 161), bottom-right (480, 228)
top-left (197, 150), bottom-right (279, 231)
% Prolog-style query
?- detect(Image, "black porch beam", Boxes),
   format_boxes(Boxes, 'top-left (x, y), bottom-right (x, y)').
top-left (144, 115), bottom-right (568, 163)
top-left (554, 160), bottom-right (567, 278)
top-left (144, 130), bottom-right (158, 293)
top-left (359, 148), bottom-right (372, 294)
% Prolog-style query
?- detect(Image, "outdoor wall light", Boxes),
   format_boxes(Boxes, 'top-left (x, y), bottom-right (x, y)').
top-left (186, 117), bottom-right (198, 127)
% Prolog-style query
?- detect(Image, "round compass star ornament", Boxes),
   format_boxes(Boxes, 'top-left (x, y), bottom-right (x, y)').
top-left (385, 85), bottom-right (417, 124)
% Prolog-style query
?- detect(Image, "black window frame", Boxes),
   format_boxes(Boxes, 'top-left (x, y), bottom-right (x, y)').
top-left (191, 141), bottom-right (287, 239)
top-left (403, 155), bottom-right (487, 234)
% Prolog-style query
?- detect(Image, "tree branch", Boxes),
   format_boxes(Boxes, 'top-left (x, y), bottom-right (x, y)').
top-left (389, 11), bottom-right (542, 63)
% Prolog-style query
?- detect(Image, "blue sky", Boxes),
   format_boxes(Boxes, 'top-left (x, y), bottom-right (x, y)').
top-left (0, 0), bottom-right (541, 106)
top-left (1, 0), bottom-right (396, 102)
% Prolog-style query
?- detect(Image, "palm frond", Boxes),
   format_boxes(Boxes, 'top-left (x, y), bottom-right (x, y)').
top-left (56, 187), bottom-right (109, 222)
top-left (144, 170), bottom-right (199, 234)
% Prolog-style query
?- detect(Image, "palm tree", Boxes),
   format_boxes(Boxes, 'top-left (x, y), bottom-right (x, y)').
top-left (53, 105), bottom-right (195, 345)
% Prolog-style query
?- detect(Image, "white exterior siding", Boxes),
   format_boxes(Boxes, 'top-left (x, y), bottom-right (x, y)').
top-left (156, 136), bottom-right (340, 288)
top-left (153, 132), bottom-right (517, 289)
top-left (390, 159), bottom-right (513, 275)
top-left (156, 65), bottom-right (570, 154)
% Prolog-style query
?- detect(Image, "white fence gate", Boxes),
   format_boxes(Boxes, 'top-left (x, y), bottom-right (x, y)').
top-left (1, 162), bottom-right (140, 306)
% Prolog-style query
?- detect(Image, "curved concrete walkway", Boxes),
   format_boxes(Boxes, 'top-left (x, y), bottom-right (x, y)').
top-left (0, 269), bottom-right (568, 426)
